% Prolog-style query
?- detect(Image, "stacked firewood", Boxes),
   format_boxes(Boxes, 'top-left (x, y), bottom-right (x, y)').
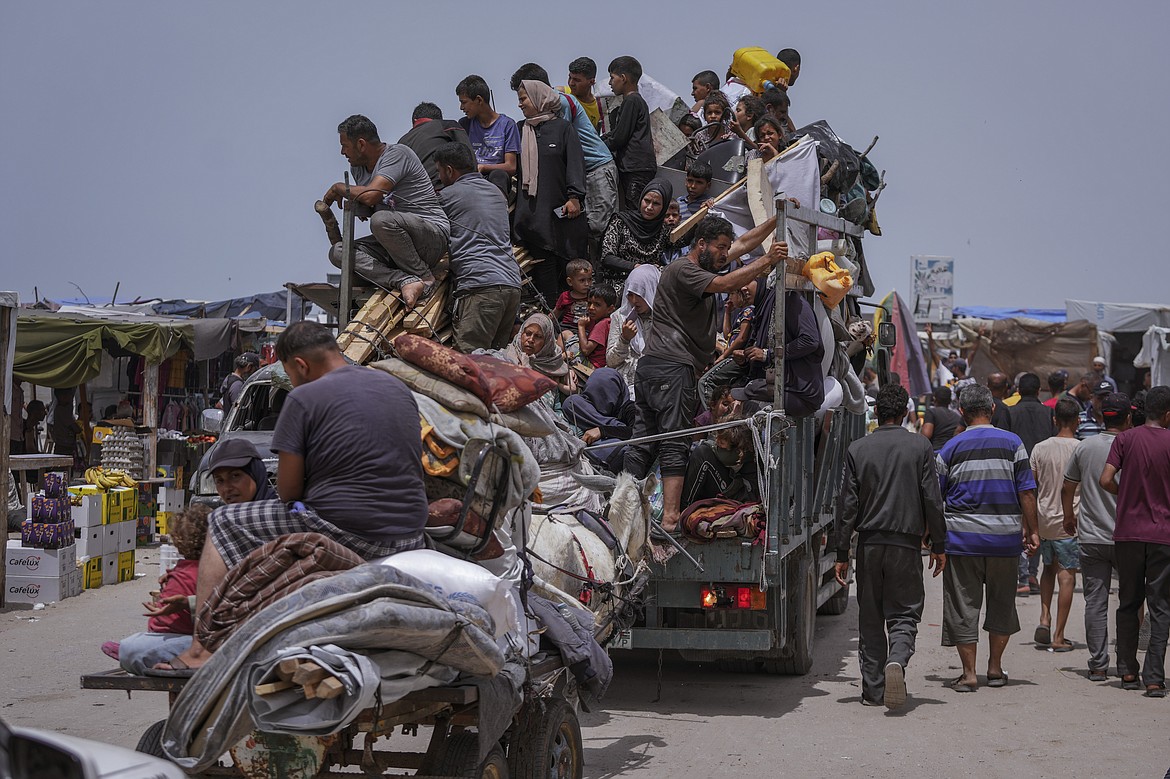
top-left (253, 658), bottom-right (346, 700)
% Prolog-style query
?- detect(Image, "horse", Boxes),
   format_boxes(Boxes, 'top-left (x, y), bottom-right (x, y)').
top-left (525, 470), bottom-right (656, 644)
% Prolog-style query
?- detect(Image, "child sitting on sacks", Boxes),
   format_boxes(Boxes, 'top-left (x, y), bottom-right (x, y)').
top-left (101, 504), bottom-right (209, 674)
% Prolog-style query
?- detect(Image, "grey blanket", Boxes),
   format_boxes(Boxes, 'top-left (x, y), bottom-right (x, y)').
top-left (162, 564), bottom-right (503, 772)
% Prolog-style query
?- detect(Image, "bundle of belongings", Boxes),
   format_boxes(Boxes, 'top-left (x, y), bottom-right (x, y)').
top-left (163, 337), bottom-right (614, 769)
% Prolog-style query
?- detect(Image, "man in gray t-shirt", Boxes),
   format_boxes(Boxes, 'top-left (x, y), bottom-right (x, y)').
top-left (1062, 392), bottom-right (1130, 676)
top-left (323, 114), bottom-right (450, 307)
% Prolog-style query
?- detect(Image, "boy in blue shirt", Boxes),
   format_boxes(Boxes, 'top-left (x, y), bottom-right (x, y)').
top-left (456, 74), bottom-right (520, 197)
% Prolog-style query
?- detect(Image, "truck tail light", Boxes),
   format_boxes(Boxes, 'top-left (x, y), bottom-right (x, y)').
top-left (700, 585), bottom-right (767, 610)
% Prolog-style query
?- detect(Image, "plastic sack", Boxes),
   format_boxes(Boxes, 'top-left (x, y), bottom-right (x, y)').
top-left (375, 549), bottom-right (519, 639)
top-left (793, 120), bottom-right (860, 200)
top-left (803, 252), bottom-right (853, 308)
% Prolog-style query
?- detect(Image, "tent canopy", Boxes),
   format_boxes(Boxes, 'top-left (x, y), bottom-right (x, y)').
top-left (955, 306), bottom-right (1066, 323)
top-left (14, 310), bottom-right (232, 387)
top-left (1065, 300), bottom-right (1170, 333)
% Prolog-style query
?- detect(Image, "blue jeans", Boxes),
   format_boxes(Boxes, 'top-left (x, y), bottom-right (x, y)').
top-left (118, 631), bottom-right (193, 675)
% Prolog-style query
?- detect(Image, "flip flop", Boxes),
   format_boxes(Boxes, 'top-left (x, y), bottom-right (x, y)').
top-left (1051, 642), bottom-right (1075, 653)
top-left (987, 672), bottom-right (1009, 688)
top-left (1121, 675), bottom-right (1142, 691)
top-left (100, 641), bottom-right (120, 661)
top-left (1144, 685), bottom-right (1167, 699)
top-left (144, 656), bottom-right (197, 678)
top-left (1034, 625), bottom-right (1051, 645)
top-left (1088, 668), bottom-right (1108, 682)
top-left (949, 676), bottom-right (977, 693)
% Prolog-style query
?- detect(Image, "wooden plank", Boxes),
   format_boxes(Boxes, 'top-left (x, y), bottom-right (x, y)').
top-left (316, 677), bottom-right (344, 699)
top-left (254, 680), bottom-right (296, 696)
top-left (669, 178), bottom-right (747, 244)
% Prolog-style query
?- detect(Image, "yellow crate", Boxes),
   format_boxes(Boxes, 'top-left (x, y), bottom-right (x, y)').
top-left (117, 551), bottom-right (135, 583)
top-left (156, 512), bottom-right (171, 537)
top-left (82, 558), bottom-right (103, 590)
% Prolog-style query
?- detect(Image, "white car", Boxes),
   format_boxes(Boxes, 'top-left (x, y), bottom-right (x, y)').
top-left (0, 717), bottom-right (184, 779)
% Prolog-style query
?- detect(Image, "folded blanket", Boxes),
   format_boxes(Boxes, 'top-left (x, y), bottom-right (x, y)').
top-left (197, 533), bottom-right (364, 652)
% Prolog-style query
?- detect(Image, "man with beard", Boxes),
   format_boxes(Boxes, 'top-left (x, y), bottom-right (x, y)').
top-left (623, 215), bottom-right (785, 532)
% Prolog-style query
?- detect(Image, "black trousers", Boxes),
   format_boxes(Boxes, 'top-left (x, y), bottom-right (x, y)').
top-left (855, 543), bottom-right (925, 703)
top-left (1115, 540), bottom-right (1170, 686)
top-left (623, 359), bottom-right (698, 479)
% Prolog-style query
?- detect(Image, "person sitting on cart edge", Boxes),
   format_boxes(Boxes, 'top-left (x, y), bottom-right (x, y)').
top-left (154, 321), bottom-right (428, 674)
top-left (323, 114), bottom-right (451, 309)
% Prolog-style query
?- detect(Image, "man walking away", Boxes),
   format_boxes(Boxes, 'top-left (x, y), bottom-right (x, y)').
top-left (1100, 385), bottom-right (1170, 697)
top-left (1063, 392), bottom-right (1131, 680)
top-left (920, 385), bottom-right (964, 451)
top-left (988, 372), bottom-right (1012, 430)
top-left (938, 385), bottom-right (1039, 692)
top-left (833, 384), bottom-right (946, 709)
top-left (1031, 399), bottom-right (1083, 652)
top-left (434, 142), bottom-right (522, 352)
top-left (1007, 372), bottom-right (1052, 595)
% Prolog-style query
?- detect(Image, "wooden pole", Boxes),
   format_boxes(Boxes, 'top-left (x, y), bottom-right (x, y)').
top-left (0, 292), bottom-right (17, 606)
top-left (143, 362), bottom-right (159, 480)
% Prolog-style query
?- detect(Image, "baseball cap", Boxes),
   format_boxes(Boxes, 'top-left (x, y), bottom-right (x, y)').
top-left (1093, 380), bottom-right (1114, 396)
top-left (206, 438), bottom-right (264, 472)
top-left (1092, 355), bottom-right (1106, 366)
top-left (1101, 392), bottom-right (1131, 419)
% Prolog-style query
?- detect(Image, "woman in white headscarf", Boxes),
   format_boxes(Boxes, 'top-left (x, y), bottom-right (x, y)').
top-left (505, 312), bottom-right (575, 400)
top-left (606, 263), bottom-right (660, 392)
top-left (512, 79), bottom-right (589, 311)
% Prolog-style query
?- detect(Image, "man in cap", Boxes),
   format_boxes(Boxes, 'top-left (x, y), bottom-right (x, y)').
top-left (1062, 392), bottom-right (1131, 680)
top-left (1076, 380), bottom-right (1113, 440)
top-left (217, 352), bottom-right (260, 418)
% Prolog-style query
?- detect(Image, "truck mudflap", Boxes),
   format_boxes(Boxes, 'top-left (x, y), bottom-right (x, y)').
top-left (610, 627), bottom-right (774, 652)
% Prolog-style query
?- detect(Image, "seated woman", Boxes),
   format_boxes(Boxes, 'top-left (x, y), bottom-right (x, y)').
top-left (599, 179), bottom-right (688, 287)
top-left (203, 438), bottom-right (278, 504)
top-left (681, 420), bottom-right (759, 508)
top-left (505, 312), bottom-right (575, 400)
top-left (606, 264), bottom-right (659, 392)
top-left (562, 368), bottom-right (634, 473)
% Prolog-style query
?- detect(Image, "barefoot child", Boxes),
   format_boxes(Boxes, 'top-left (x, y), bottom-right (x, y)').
top-left (104, 504), bottom-right (209, 674)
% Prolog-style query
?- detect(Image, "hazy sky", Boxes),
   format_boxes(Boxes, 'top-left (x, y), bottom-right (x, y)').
top-left (2, 1), bottom-right (1167, 310)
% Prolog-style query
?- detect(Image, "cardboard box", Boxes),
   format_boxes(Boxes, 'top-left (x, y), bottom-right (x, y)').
top-left (20, 519), bottom-right (77, 550)
top-left (115, 521), bottom-right (136, 553)
top-left (82, 557), bottom-right (103, 589)
top-left (117, 550), bottom-right (136, 583)
top-left (156, 512), bottom-right (172, 537)
top-left (136, 516), bottom-right (154, 545)
top-left (158, 487), bottom-right (185, 513)
top-left (91, 425), bottom-right (114, 445)
top-left (74, 526), bottom-right (105, 559)
top-left (102, 524), bottom-right (118, 556)
top-left (6, 541), bottom-right (77, 577)
top-left (6, 573), bottom-right (73, 604)
top-left (65, 568), bottom-right (82, 598)
top-left (101, 554), bottom-right (119, 586)
top-left (72, 494), bottom-right (104, 528)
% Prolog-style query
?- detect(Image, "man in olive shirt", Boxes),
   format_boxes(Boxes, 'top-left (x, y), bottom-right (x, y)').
top-left (623, 215), bottom-right (785, 531)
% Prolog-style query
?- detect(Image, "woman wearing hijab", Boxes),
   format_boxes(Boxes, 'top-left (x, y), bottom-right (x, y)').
top-left (505, 312), bottom-right (575, 400)
top-left (606, 263), bottom-right (659, 390)
top-left (203, 438), bottom-right (277, 505)
top-left (512, 79), bottom-right (589, 309)
top-left (562, 368), bottom-right (635, 473)
top-left (599, 178), bottom-right (689, 285)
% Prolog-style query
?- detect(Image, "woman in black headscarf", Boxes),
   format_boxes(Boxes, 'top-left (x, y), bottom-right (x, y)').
top-left (599, 178), bottom-right (690, 284)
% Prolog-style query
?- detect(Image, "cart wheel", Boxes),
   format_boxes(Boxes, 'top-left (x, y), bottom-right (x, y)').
top-left (135, 719), bottom-right (167, 757)
top-left (433, 731), bottom-right (509, 778)
top-left (509, 698), bottom-right (582, 779)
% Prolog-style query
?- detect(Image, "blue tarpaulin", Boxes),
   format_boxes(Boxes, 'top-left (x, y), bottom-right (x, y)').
top-left (151, 291), bottom-right (289, 321)
top-left (954, 306), bottom-right (1066, 323)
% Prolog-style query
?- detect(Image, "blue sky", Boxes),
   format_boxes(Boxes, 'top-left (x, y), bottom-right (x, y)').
top-left (2, 1), bottom-right (1167, 309)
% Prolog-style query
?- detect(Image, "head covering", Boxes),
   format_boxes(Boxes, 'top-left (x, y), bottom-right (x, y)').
top-left (618, 264), bottom-right (661, 353)
top-left (509, 313), bottom-right (568, 378)
top-left (1092, 355), bottom-right (1106, 366)
top-left (1093, 379), bottom-right (1114, 396)
top-left (206, 438), bottom-right (276, 502)
top-left (1102, 392), bottom-right (1131, 420)
top-left (519, 80), bottom-right (562, 197)
top-left (617, 178), bottom-right (674, 246)
top-left (562, 368), bottom-right (631, 430)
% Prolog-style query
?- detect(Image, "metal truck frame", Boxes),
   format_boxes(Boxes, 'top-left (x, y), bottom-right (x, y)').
top-left (610, 197), bottom-right (868, 674)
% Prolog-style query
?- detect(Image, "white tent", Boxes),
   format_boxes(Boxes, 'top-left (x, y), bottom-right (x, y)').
top-left (1065, 299), bottom-right (1170, 333)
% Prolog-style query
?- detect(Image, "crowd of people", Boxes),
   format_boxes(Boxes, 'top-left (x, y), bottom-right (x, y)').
top-left (317, 49), bottom-right (851, 533)
top-left (833, 353), bottom-right (1170, 709)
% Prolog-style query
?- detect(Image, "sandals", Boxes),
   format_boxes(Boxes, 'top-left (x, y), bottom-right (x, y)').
top-left (1145, 685), bottom-right (1167, 699)
top-left (1088, 668), bottom-right (1108, 682)
top-left (1034, 625), bottom-right (1051, 645)
top-left (1050, 641), bottom-right (1075, 653)
top-left (986, 672), bottom-right (1009, 688)
top-left (1121, 675), bottom-right (1142, 691)
top-left (145, 656), bottom-right (198, 678)
top-left (949, 676), bottom-right (977, 693)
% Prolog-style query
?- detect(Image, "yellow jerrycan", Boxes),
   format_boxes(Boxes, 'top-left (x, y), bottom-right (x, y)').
top-left (730, 47), bottom-right (792, 94)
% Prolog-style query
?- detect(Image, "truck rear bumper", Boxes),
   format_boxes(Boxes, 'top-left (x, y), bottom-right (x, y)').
top-left (613, 627), bottom-right (774, 651)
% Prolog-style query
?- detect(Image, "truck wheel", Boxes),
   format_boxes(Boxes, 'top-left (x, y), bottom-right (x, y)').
top-left (135, 719), bottom-right (167, 757)
top-left (765, 552), bottom-right (816, 675)
top-left (817, 581), bottom-right (849, 616)
top-left (433, 731), bottom-right (509, 778)
top-left (508, 698), bottom-right (582, 779)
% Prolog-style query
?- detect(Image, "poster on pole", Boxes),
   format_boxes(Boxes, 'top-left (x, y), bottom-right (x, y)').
top-left (911, 256), bottom-right (954, 324)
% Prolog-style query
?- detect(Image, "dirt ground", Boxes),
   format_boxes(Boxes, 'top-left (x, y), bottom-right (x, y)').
top-left (3, 547), bottom-right (1168, 777)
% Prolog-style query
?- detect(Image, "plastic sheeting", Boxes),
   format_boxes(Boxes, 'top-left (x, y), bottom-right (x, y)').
top-left (955, 317), bottom-right (1098, 383)
top-left (955, 306), bottom-right (1066, 323)
top-left (13, 311), bottom-right (231, 387)
top-left (152, 290), bottom-right (290, 321)
top-left (1065, 300), bottom-right (1170, 333)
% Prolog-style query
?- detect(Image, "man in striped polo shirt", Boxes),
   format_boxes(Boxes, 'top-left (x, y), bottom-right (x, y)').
top-left (937, 385), bottom-right (1041, 692)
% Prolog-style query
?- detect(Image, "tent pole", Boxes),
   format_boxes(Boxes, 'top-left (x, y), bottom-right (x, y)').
top-left (0, 293), bottom-right (15, 606)
top-left (143, 362), bottom-right (159, 480)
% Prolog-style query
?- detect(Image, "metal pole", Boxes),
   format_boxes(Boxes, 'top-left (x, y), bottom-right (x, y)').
top-left (771, 196), bottom-right (789, 584)
top-left (339, 172), bottom-right (355, 331)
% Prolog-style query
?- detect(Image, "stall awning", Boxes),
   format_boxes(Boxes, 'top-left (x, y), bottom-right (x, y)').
top-left (14, 311), bottom-right (231, 387)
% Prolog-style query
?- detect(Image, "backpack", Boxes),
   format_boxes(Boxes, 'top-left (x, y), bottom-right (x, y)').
top-left (680, 499), bottom-right (764, 542)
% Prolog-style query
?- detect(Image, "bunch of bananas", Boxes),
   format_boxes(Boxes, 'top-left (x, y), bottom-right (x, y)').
top-left (83, 467), bottom-right (137, 489)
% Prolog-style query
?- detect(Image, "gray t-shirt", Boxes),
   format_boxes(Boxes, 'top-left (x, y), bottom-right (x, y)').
top-left (271, 364), bottom-right (428, 542)
top-left (644, 257), bottom-right (717, 373)
top-left (437, 173), bottom-right (521, 293)
top-left (352, 144), bottom-right (449, 232)
top-left (1063, 430), bottom-right (1118, 545)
